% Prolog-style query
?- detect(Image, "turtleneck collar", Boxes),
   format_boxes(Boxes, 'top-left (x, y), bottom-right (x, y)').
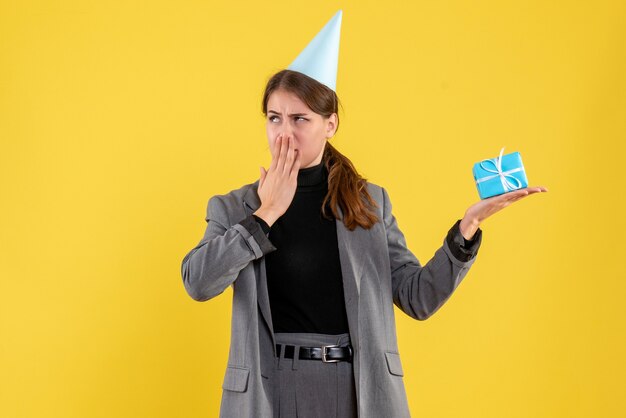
top-left (297, 160), bottom-right (327, 190)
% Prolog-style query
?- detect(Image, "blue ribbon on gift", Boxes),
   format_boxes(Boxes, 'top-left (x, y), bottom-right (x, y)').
top-left (475, 147), bottom-right (524, 193)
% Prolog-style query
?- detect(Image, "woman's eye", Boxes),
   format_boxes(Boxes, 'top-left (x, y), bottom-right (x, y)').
top-left (268, 116), bottom-right (307, 122)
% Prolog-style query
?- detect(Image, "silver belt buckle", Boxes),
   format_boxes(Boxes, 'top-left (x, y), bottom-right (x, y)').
top-left (322, 344), bottom-right (340, 363)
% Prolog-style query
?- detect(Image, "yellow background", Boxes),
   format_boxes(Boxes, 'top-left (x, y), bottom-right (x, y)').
top-left (1, 1), bottom-right (624, 417)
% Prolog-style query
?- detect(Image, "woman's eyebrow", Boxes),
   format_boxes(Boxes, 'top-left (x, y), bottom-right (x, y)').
top-left (268, 110), bottom-right (309, 116)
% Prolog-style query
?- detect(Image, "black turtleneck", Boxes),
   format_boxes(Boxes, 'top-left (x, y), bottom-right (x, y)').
top-left (238, 160), bottom-right (482, 334)
top-left (256, 160), bottom-right (350, 334)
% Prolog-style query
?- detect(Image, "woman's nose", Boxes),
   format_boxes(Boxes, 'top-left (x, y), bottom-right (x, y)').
top-left (278, 132), bottom-right (294, 144)
top-left (279, 126), bottom-right (293, 138)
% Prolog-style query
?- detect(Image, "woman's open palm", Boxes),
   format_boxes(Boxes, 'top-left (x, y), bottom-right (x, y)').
top-left (466, 186), bottom-right (549, 224)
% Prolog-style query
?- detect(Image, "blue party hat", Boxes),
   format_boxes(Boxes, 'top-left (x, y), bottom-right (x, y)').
top-left (287, 10), bottom-right (343, 92)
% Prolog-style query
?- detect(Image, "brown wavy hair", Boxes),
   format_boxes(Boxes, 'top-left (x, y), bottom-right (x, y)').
top-left (261, 69), bottom-right (380, 231)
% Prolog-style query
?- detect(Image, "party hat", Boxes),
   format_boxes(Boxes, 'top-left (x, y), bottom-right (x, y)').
top-left (287, 10), bottom-right (343, 92)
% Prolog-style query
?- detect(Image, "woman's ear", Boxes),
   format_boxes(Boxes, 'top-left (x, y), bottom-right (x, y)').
top-left (326, 113), bottom-right (338, 138)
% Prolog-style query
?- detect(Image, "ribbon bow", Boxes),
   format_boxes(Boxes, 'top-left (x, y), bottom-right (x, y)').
top-left (475, 147), bottom-right (524, 192)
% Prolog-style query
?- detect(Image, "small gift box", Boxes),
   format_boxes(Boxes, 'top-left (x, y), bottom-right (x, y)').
top-left (473, 147), bottom-right (528, 199)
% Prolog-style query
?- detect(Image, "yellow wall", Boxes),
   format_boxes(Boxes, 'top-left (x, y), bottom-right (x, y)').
top-left (1, 1), bottom-right (624, 417)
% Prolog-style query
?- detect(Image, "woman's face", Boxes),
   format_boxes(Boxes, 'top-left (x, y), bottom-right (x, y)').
top-left (266, 88), bottom-right (337, 169)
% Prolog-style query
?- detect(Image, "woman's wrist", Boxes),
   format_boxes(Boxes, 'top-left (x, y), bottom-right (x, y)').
top-left (459, 215), bottom-right (481, 242)
top-left (253, 206), bottom-right (280, 228)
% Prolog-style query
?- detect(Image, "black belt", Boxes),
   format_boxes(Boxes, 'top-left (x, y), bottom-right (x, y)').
top-left (276, 343), bottom-right (353, 363)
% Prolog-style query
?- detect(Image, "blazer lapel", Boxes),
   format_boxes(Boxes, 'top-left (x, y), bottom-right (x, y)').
top-left (242, 182), bottom-right (276, 351)
top-left (334, 204), bottom-right (362, 350)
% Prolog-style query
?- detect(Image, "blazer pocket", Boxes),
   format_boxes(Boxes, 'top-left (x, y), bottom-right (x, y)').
top-left (222, 365), bottom-right (250, 392)
top-left (384, 351), bottom-right (404, 377)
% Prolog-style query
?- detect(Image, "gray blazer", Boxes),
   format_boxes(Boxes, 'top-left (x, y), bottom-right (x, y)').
top-left (181, 179), bottom-right (481, 418)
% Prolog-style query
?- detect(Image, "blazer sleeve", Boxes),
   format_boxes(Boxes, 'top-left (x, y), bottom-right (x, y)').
top-left (382, 187), bottom-right (482, 320)
top-left (181, 196), bottom-right (277, 302)
top-left (445, 219), bottom-right (482, 262)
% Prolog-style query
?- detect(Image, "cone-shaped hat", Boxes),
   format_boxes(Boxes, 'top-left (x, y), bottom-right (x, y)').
top-left (287, 10), bottom-right (343, 92)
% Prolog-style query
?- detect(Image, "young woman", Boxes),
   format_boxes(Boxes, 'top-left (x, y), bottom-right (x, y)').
top-left (181, 69), bottom-right (548, 418)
